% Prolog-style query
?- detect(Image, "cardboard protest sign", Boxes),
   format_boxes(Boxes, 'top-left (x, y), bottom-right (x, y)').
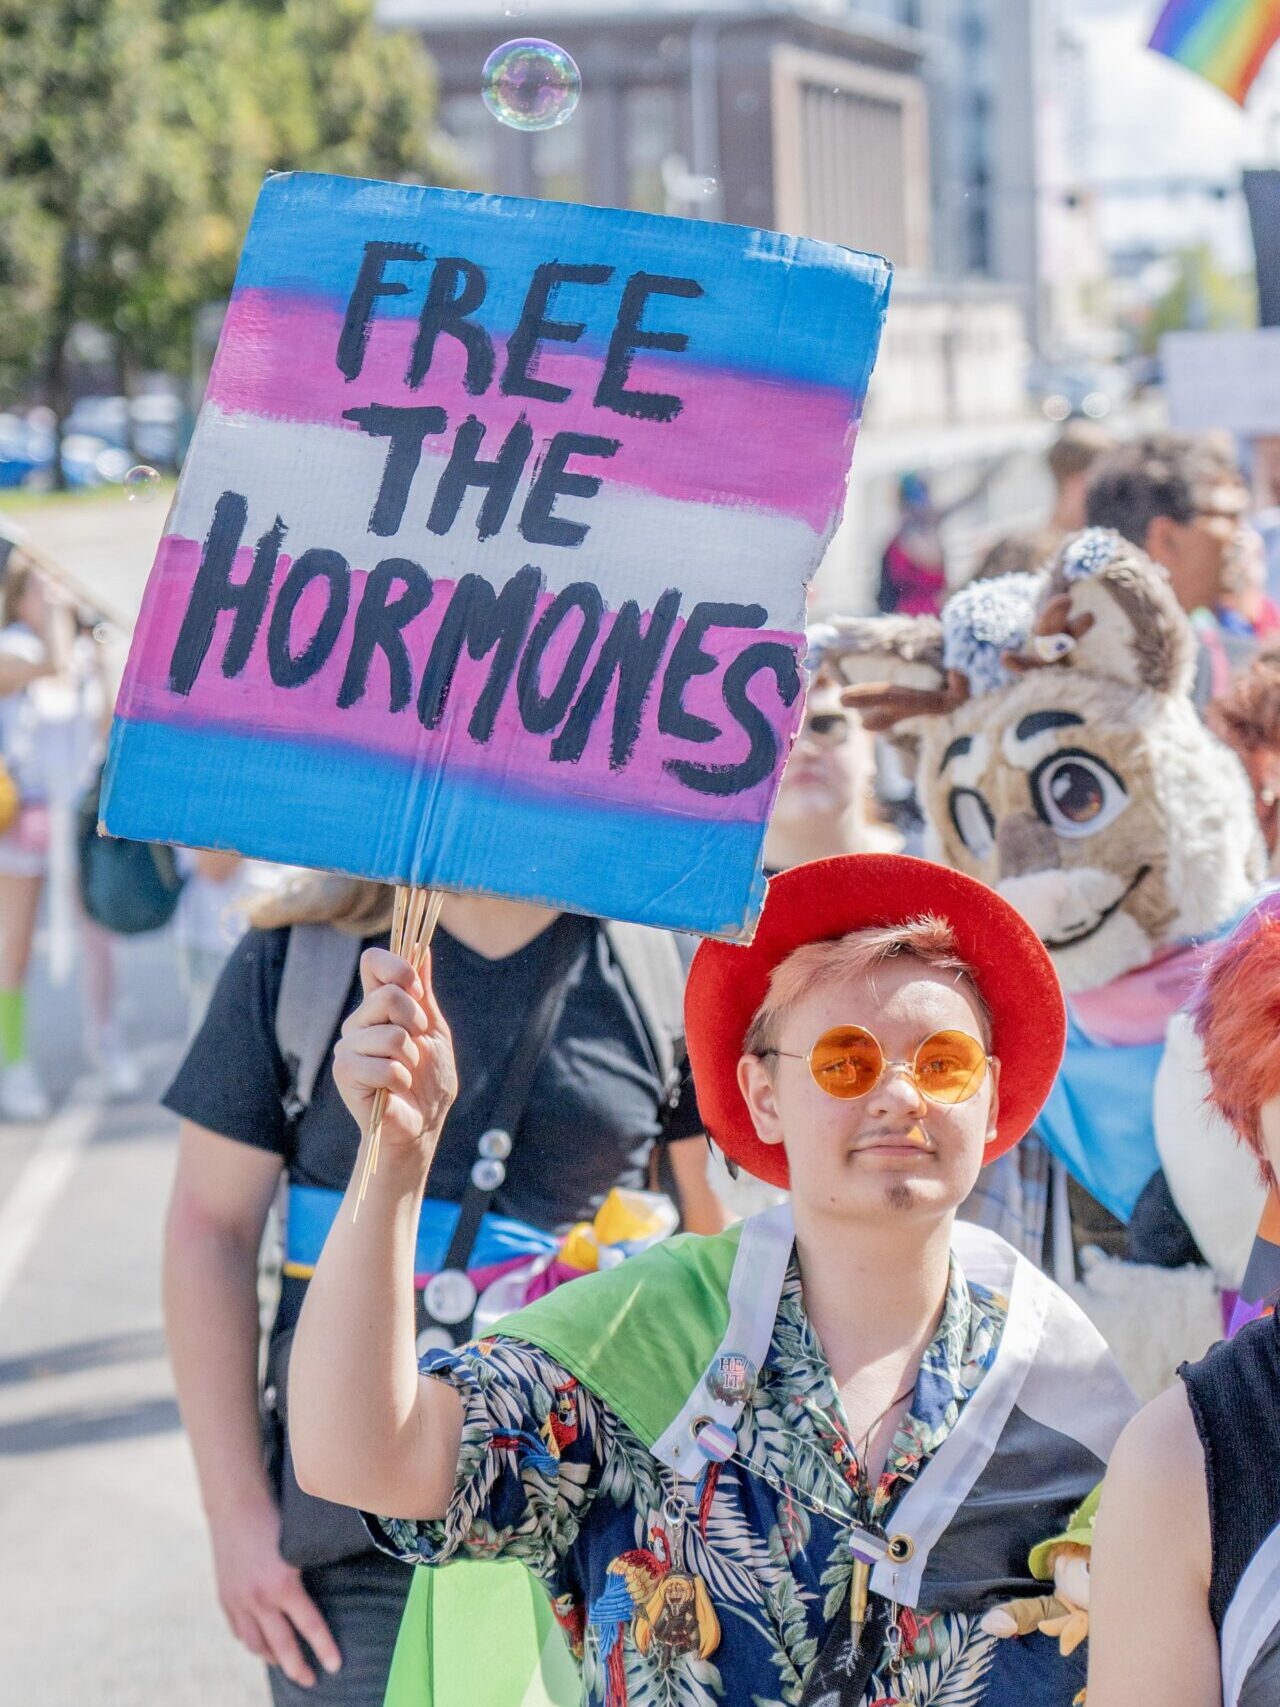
top-left (103, 172), bottom-right (890, 937)
top-left (1164, 327), bottom-right (1280, 438)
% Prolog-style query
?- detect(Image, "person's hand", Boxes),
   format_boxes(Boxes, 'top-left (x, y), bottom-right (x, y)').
top-left (333, 947), bottom-right (457, 1164)
top-left (209, 1498), bottom-right (341, 1688)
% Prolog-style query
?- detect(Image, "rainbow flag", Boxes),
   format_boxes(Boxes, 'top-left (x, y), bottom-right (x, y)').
top-left (1148, 0), bottom-right (1280, 105)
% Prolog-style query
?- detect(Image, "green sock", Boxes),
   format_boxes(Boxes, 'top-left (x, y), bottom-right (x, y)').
top-left (0, 988), bottom-right (25, 1066)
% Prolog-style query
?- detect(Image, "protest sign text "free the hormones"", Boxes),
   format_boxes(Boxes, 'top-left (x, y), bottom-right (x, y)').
top-left (169, 243), bottom-right (795, 799)
top-left (105, 175), bottom-right (889, 933)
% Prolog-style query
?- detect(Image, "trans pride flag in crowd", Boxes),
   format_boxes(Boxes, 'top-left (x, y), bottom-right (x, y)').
top-left (103, 173), bottom-right (890, 938)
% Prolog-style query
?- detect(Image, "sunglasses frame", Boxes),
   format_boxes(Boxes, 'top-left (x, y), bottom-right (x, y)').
top-left (762, 1025), bottom-right (993, 1105)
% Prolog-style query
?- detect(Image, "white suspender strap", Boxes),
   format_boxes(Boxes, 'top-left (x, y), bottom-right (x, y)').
top-left (1222, 1520), bottom-right (1280, 1707)
top-left (651, 1200), bottom-right (795, 1477)
top-left (870, 1225), bottom-right (1047, 1607)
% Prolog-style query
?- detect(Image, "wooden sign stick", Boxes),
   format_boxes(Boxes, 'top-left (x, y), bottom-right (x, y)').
top-left (353, 883), bottom-right (444, 1218)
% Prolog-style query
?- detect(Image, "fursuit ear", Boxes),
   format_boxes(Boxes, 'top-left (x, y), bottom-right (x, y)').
top-left (1004, 532), bottom-right (1197, 697)
top-left (813, 614), bottom-right (960, 732)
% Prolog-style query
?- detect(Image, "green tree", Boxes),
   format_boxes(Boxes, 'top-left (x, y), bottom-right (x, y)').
top-left (0, 0), bottom-right (452, 480)
top-left (1140, 242), bottom-right (1259, 354)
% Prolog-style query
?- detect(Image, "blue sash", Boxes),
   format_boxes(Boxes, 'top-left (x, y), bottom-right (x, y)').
top-left (283, 1183), bottom-right (558, 1282)
top-left (1035, 1015), bottom-right (1163, 1224)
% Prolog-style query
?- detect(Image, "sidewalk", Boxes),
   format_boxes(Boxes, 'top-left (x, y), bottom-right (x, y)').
top-left (0, 926), bottom-right (263, 1705)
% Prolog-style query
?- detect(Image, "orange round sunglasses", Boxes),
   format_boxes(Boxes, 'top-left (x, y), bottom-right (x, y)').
top-left (762, 1025), bottom-right (992, 1104)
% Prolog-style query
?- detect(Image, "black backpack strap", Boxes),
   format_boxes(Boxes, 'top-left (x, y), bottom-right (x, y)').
top-left (603, 920), bottom-right (690, 1105)
top-left (421, 915), bottom-right (588, 1346)
top-left (275, 923), bottom-right (363, 1120)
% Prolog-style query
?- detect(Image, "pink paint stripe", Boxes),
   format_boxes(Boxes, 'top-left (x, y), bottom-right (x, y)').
top-left (118, 535), bottom-right (802, 824)
top-left (204, 289), bottom-right (861, 532)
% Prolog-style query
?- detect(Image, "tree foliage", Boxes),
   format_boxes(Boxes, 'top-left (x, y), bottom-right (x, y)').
top-left (0, 0), bottom-right (452, 430)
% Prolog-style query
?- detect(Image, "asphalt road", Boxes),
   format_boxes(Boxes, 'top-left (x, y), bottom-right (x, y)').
top-left (0, 490), bottom-right (268, 1701)
top-left (0, 922), bottom-right (266, 1705)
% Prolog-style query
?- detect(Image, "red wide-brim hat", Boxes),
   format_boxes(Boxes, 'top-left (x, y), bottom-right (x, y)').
top-left (685, 853), bottom-right (1066, 1188)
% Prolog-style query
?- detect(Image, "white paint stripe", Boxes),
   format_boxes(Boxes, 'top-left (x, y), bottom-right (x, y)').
top-left (0, 1094), bottom-right (97, 1316)
top-left (1222, 1518), bottom-right (1280, 1707)
top-left (165, 406), bottom-right (815, 622)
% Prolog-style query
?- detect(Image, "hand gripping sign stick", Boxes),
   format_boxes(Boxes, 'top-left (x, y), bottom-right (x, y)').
top-left (353, 884), bottom-right (445, 1218)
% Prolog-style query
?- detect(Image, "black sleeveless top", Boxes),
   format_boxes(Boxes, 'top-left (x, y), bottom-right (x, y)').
top-left (1180, 1310), bottom-right (1280, 1704)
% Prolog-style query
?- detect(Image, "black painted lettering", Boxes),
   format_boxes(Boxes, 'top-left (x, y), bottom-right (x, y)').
top-left (168, 493), bottom-right (284, 694)
top-left (416, 565), bottom-right (543, 741)
top-left (408, 258), bottom-right (494, 395)
top-left (658, 600), bottom-right (766, 744)
top-left (515, 582), bottom-right (604, 733)
top-left (266, 549), bottom-right (351, 688)
top-left (426, 415), bottom-right (534, 541)
top-left (336, 241), bottom-right (424, 381)
top-left (595, 272), bottom-right (704, 423)
top-left (665, 641), bottom-right (801, 796)
top-left (552, 589), bottom-right (682, 768)
top-left (520, 432), bottom-right (620, 549)
top-left (343, 403), bottom-right (448, 536)
top-left (338, 557), bottom-right (434, 711)
top-left (501, 262), bottom-right (614, 403)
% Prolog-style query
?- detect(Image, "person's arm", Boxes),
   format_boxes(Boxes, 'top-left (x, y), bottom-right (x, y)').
top-left (164, 1120), bottom-right (341, 1688)
top-left (0, 652), bottom-right (55, 695)
top-left (289, 946), bottom-right (465, 1521)
top-left (1088, 1383), bottom-right (1221, 1707)
top-left (666, 1135), bottom-right (731, 1233)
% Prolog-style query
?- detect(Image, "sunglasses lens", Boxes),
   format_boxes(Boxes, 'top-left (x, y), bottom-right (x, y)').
top-left (808, 1026), bottom-right (882, 1098)
top-left (914, 1031), bottom-right (988, 1103)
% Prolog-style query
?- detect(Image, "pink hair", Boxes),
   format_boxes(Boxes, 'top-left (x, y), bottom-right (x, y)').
top-left (742, 914), bottom-right (990, 1058)
top-left (1191, 893), bottom-right (1280, 1188)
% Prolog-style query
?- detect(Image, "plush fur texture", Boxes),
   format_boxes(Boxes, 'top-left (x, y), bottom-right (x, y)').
top-left (826, 538), bottom-right (1263, 994)
top-left (1067, 1245), bottom-right (1223, 1402)
top-left (1154, 1011), bottom-right (1267, 1286)
top-left (1190, 897), bottom-right (1280, 1188)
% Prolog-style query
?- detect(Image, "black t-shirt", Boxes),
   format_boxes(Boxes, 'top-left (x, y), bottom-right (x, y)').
top-left (163, 913), bottom-right (701, 1237)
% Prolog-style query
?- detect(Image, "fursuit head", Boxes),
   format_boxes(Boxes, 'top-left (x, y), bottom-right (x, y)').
top-left (819, 529), bottom-right (1264, 994)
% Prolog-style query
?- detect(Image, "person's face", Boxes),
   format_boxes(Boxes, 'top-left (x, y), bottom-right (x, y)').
top-left (1241, 748), bottom-right (1280, 854)
top-left (1056, 471), bottom-right (1088, 533)
top-left (772, 695), bottom-right (867, 827)
top-left (737, 957), bottom-right (999, 1226)
top-left (1146, 482), bottom-right (1251, 614)
top-left (1255, 437), bottom-right (1280, 507)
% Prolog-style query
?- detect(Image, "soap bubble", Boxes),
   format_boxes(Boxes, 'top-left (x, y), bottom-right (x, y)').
top-left (123, 465), bottom-right (161, 503)
top-left (482, 38), bottom-right (581, 132)
top-left (503, 1), bottom-right (531, 15)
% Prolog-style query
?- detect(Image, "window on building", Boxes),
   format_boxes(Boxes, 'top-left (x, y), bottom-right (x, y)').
top-left (440, 93), bottom-right (496, 191)
top-left (625, 84), bottom-right (680, 214)
top-left (799, 84), bottom-right (909, 259)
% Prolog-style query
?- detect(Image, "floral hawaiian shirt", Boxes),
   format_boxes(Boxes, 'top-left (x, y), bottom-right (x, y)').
top-left (373, 1252), bottom-right (1087, 1706)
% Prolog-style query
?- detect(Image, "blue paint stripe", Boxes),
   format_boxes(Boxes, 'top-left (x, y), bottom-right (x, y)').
top-left (101, 717), bottom-right (768, 937)
top-left (231, 172), bottom-right (891, 397)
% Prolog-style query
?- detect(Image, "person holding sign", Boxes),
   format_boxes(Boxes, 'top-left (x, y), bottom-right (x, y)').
top-left (163, 874), bottom-right (715, 1704)
top-left (289, 853), bottom-right (1135, 1706)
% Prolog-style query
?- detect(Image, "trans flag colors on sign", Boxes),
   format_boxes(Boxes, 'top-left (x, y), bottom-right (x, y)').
top-left (102, 172), bottom-right (890, 937)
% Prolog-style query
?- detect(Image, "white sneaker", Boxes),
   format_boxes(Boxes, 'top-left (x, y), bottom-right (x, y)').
top-left (100, 1041), bottom-right (143, 1101)
top-left (0, 1059), bottom-right (51, 1122)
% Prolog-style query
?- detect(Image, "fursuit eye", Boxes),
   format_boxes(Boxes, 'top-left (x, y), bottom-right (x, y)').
top-left (1031, 750), bottom-right (1128, 838)
top-left (948, 788), bottom-right (996, 859)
